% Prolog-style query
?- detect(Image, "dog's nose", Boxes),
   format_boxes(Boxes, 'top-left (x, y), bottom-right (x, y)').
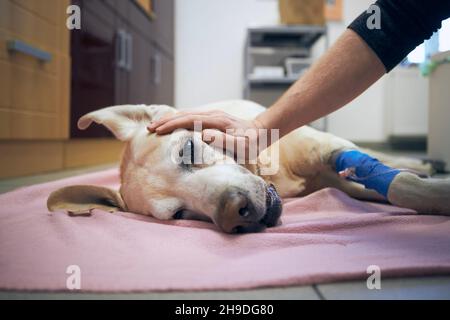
top-left (216, 189), bottom-right (263, 234)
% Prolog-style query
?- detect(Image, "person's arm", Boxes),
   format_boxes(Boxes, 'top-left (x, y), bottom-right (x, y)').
top-left (349, 0), bottom-right (450, 73)
top-left (149, 29), bottom-right (385, 151)
top-left (255, 28), bottom-right (385, 138)
top-left (261, 0), bottom-right (450, 137)
top-left (149, 29), bottom-right (384, 139)
top-left (149, 0), bottom-right (450, 155)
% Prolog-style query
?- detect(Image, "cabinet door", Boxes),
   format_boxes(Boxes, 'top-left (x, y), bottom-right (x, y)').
top-left (114, 18), bottom-right (130, 107)
top-left (70, 0), bottom-right (116, 138)
top-left (69, 0), bottom-right (175, 140)
top-left (152, 0), bottom-right (174, 56)
top-left (128, 0), bottom-right (155, 44)
top-left (0, 0), bottom-right (70, 139)
top-left (150, 47), bottom-right (174, 105)
top-left (128, 29), bottom-right (154, 105)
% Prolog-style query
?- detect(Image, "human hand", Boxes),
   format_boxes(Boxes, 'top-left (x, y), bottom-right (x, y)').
top-left (147, 109), bottom-right (267, 161)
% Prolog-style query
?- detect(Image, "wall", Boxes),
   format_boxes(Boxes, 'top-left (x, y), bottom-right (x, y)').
top-left (385, 67), bottom-right (429, 137)
top-left (175, 0), bottom-right (279, 108)
top-left (175, 0), bottom-right (428, 142)
top-left (323, 0), bottom-right (387, 142)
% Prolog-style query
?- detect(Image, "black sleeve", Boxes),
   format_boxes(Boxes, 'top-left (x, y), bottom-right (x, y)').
top-left (348, 0), bottom-right (450, 72)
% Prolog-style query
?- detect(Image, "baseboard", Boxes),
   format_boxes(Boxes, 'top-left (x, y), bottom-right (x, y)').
top-left (0, 139), bottom-right (123, 179)
top-left (355, 136), bottom-right (427, 152)
top-left (352, 142), bottom-right (392, 150)
top-left (388, 135), bottom-right (427, 151)
top-left (63, 139), bottom-right (124, 169)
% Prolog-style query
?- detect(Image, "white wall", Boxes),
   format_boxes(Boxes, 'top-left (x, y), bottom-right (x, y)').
top-left (385, 68), bottom-right (429, 137)
top-left (323, 0), bottom-right (388, 142)
top-left (175, 0), bottom-right (427, 142)
top-left (175, 0), bottom-right (279, 108)
top-left (327, 1), bottom-right (429, 141)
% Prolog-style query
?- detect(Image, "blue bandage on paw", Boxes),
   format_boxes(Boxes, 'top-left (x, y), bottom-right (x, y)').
top-left (334, 150), bottom-right (401, 198)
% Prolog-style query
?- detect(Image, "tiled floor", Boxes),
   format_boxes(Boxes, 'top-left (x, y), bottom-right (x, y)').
top-left (2, 277), bottom-right (450, 300)
top-left (1, 161), bottom-right (450, 300)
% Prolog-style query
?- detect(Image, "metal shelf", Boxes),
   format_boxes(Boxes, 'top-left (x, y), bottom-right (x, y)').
top-left (248, 25), bottom-right (327, 48)
top-left (243, 24), bottom-right (328, 131)
top-left (248, 77), bottom-right (298, 85)
top-left (247, 24), bottom-right (327, 35)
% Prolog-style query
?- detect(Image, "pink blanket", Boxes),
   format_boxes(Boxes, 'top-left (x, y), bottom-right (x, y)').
top-left (1, 168), bottom-right (450, 292)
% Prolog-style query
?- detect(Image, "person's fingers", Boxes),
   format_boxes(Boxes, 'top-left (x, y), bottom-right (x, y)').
top-left (148, 111), bottom-right (189, 131)
top-left (151, 115), bottom-right (200, 133)
top-left (202, 129), bottom-right (235, 151)
top-left (148, 110), bottom-right (225, 132)
top-left (202, 129), bottom-right (251, 161)
top-left (202, 129), bottom-right (223, 146)
top-left (153, 115), bottom-right (229, 135)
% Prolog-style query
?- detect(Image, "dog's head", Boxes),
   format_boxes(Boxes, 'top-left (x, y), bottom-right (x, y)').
top-left (48, 105), bottom-right (282, 233)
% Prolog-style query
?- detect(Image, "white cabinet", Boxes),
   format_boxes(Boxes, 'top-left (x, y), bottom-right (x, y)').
top-left (428, 51), bottom-right (450, 170)
top-left (385, 67), bottom-right (429, 138)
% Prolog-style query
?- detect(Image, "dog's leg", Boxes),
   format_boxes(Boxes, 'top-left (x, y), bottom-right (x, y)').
top-left (330, 149), bottom-right (450, 215)
top-left (360, 148), bottom-right (434, 176)
top-left (318, 170), bottom-right (386, 202)
top-left (388, 173), bottom-right (450, 215)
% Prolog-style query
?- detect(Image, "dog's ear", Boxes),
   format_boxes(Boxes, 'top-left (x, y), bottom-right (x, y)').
top-left (77, 104), bottom-right (176, 141)
top-left (47, 185), bottom-right (127, 216)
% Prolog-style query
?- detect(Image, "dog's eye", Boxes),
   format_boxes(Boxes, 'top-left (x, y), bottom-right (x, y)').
top-left (179, 138), bottom-right (195, 165)
top-left (173, 210), bottom-right (184, 220)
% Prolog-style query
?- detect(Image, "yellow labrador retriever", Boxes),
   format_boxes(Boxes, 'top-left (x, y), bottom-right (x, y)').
top-left (48, 100), bottom-right (450, 233)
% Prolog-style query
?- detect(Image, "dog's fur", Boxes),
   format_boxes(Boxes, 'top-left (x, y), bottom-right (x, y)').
top-left (48, 100), bottom-right (450, 233)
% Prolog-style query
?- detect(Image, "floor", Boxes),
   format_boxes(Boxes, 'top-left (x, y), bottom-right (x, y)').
top-left (1, 155), bottom-right (450, 300)
top-left (0, 163), bottom-right (118, 194)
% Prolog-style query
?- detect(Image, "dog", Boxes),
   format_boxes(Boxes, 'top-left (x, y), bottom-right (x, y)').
top-left (48, 100), bottom-right (450, 233)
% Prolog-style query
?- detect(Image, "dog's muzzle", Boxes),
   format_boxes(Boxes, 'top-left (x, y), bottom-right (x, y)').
top-left (216, 184), bottom-right (283, 234)
top-left (260, 184), bottom-right (283, 227)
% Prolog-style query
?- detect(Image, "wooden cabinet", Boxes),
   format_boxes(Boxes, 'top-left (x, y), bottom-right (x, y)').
top-left (152, 0), bottom-right (174, 55)
top-left (0, 0), bottom-right (71, 139)
top-left (70, 0), bottom-right (174, 138)
top-left (150, 47), bottom-right (174, 104)
top-left (70, 0), bottom-right (116, 138)
top-left (128, 27), bottom-right (154, 105)
top-left (0, 0), bottom-right (174, 177)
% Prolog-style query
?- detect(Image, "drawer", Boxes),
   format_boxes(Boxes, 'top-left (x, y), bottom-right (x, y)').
top-left (0, 56), bottom-right (65, 112)
top-left (0, 110), bottom-right (11, 139)
top-left (0, 29), bottom-right (58, 76)
top-left (0, 141), bottom-right (64, 178)
top-left (11, 62), bottom-right (59, 113)
top-left (0, 0), bottom-right (69, 140)
top-left (11, 0), bottom-right (62, 26)
top-left (10, 111), bottom-right (61, 139)
top-left (0, 50), bottom-right (70, 139)
top-left (0, 0), bottom-right (69, 53)
top-left (0, 1), bottom-right (61, 52)
top-left (0, 60), bottom-right (12, 109)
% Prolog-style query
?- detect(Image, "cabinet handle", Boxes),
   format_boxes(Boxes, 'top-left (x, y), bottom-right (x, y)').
top-left (151, 53), bottom-right (162, 84)
top-left (125, 33), bottom-right (133, 72)
top-left (7, 40), bottom-right (52, 62)
top-left (116, 29), bottom-right (127, 69)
